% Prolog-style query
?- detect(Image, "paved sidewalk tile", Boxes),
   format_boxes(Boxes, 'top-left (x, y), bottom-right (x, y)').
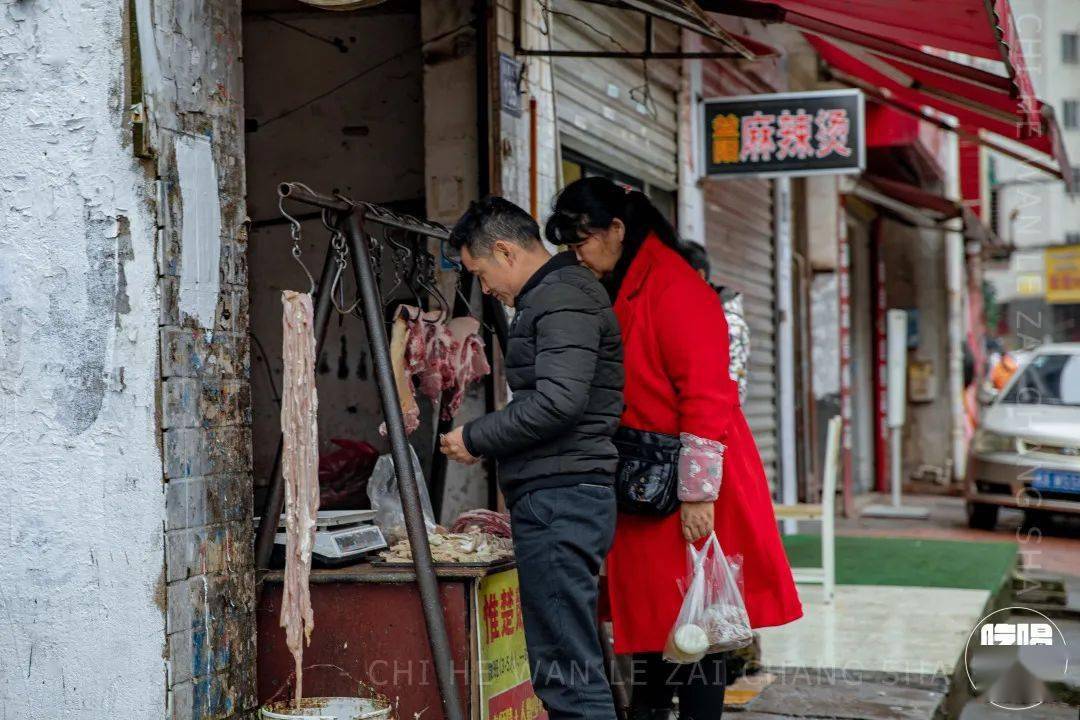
top-left (738, 676), bottom-right (944, 720)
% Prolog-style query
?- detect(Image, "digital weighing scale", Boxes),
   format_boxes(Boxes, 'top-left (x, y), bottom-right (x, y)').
top-left (257, 509), bottom-right (387, 567)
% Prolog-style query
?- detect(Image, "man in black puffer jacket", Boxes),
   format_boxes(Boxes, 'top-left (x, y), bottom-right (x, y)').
top-left (441, 197), bottom-right (623, 720)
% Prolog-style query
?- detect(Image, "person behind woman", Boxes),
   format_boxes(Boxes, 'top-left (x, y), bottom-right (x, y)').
top-left (546, 177), bottom-right (803, 720)
top-left (678, 241), bottom-right (751, 407)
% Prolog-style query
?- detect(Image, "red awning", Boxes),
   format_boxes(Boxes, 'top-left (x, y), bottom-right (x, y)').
top-left (855, 175), bottom-right (1002, 246)
top-left (714, 0), bottom-right (1040, 128)
top-left (804, 34), bottom-right (1071, 188)
top-left (728, 32), bottom-right (782, 59)
top-left (865, 175), bottom-right (959, 218)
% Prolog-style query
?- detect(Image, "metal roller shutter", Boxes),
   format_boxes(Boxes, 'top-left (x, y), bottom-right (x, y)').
top-left (704, 179), bottom-right (778, 488)
top-left (552, 0), bottom-right (680, 190)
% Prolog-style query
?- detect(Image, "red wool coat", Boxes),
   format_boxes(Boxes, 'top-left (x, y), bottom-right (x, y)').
top-left (603, 235), bottom-right (803, 654)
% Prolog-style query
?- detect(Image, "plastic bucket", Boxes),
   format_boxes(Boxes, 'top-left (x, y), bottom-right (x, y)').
top-left (260, 697), bottom-right (391, 720)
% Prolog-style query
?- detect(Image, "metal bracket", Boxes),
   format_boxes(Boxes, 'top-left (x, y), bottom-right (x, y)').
top-left (513, 0), bottom-right (750, 60)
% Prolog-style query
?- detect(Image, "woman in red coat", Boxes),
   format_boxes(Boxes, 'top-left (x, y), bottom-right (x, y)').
top-left (546, 178), bottom-right (802, 720)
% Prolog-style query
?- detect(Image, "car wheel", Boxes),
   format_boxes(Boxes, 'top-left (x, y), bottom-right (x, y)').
top-left (1021, 508), bottom-right (1054, 531)
top-left (967, 502), bottom-right (999, 530)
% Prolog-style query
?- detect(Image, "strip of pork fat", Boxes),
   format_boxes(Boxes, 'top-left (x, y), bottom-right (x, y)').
top-left (280, 291), bottom-right (320, 705)
top-left (388, 312), bottom-right (421, 434)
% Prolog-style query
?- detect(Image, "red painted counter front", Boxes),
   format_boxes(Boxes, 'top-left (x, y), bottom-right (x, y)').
top-left (257, 562), bottom-right (543, 720)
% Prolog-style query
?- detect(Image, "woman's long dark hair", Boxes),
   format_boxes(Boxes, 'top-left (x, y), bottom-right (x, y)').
top-left (545, 176), bottom-right (681, 299)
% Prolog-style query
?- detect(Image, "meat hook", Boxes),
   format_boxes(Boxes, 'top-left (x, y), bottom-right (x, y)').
top-left (450, 260), bottom-right (495, 333)
top-left (278, 193), bottom-right (316, 295)
top-left (410, 235), bottom-right (451, 322)
top-left (383, 228), bottom-right (413, 303)
top-left (321, 209), bottom-right (363, 315)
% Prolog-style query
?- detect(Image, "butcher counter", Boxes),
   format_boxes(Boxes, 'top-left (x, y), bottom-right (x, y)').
top-left (257, 560), bottom-right (546, 720)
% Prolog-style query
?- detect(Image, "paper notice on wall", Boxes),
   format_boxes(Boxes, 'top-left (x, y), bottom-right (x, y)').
top-left (175, 134), bottom-right (222, 330)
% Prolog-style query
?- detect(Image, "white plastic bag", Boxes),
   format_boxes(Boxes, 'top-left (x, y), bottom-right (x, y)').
top-left (367, 445), bottom-right (437, 545)
top-left (663, 532), bottom-right (753, 664)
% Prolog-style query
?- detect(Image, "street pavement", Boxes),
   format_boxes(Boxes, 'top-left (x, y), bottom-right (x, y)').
top-left (719, 495), bottom-right (1080, 719)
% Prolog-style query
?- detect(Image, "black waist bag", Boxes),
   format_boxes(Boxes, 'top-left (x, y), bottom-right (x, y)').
top-left (613, 426), bottom-right (680, 516)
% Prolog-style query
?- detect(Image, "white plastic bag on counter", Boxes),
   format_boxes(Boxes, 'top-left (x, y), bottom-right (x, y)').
top-left (367, 444), bottom-right (437, 545)
top-left (663, 532), bottom-right (753, 664)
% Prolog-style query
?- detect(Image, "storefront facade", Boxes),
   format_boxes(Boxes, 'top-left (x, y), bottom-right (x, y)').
top-left (5, 1), bottom-right (1068, 718)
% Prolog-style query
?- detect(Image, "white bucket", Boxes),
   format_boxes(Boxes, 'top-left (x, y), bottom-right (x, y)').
top-left (260, 697), bottom-right (391, 720)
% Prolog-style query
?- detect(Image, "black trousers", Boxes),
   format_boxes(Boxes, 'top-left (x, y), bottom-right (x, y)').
top-left (630, 652), bottom-right (727, 720)
top-left (510, 482), bottom-right (618, 720)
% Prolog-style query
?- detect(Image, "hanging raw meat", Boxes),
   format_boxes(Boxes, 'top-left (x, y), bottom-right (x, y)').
top-left (280, 290), bottom-right (320, 705)
top-left (442, 316), bottom-right (491, 420)
top-left (413, 309), bottom-right (456, 400)
top-left (388, 311), bottom-right (421, 434)
top-left (382, 306), bottom-right (489, 435)
top-left (450, 508), bottom-right (512, 538)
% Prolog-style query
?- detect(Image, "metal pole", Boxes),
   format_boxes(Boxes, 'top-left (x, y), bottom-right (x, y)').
top-left (774, 177), bottom-right (798, 533)
top-left (890, 428), bottom-right (903, 508)
top-left (255, 243), bottom-right (338, 577)
top-left (278, 182), bottom-right (353, 212)
top-left (343, 211), bottom-right (465, 720)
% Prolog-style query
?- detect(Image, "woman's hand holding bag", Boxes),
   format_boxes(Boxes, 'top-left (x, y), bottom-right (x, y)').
top-left (679, 501), bottom-right (714, 542)
top-left (663, 532), bottom-right (753, 664)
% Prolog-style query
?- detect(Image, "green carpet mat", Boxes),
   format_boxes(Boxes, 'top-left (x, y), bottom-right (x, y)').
top-left (781, 534), bottom-right (1017, 592)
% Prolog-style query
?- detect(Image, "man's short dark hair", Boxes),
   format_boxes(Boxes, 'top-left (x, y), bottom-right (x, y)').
top-left (449, 196), bottom-right (540, 257)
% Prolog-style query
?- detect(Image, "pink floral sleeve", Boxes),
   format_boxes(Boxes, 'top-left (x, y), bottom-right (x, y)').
top-left (678, 432), bottom-right (725, 502)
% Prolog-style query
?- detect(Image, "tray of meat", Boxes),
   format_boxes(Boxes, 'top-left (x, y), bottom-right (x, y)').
top-left (449, 509), bottom-right (512, 538)
top-left (374, 532), bottom-right (514, 566)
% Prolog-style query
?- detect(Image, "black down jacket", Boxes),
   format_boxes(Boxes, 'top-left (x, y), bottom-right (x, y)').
top-left (463, 252), bottom-right (624, 505)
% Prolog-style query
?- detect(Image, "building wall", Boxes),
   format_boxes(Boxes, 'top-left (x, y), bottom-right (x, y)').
top-left (419, 0), bottom-right (494, 520)
top-left (0, 1), bottom-right (168, 715)
top-left (494, 0), bottom-right (559, 218)
top-left (245, 9), bottom-right (426, 489)
top-left (135, 0), bottom-right (255, 716)
top-left (881, 220), bottom-right (953, 482)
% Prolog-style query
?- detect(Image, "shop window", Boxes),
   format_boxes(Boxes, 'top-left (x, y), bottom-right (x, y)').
top-left (1064, 99), bottom-right (1079, 130)
top-left (559, 147), bottom-right (677, 227)
top-left (562, 148), bottom-right (644, 192)
top-left (1064, 32), bottom-right (1079, 64)
top-left (1067, 231), bottom-right (1080, 246)
top-left (562, 158), bottom-right (583, 186)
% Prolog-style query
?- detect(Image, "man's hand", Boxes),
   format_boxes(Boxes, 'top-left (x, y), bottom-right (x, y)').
top-left (680, 501), bottom-right (714, 542)
top-left (440, 426), bottom-right (479, 465)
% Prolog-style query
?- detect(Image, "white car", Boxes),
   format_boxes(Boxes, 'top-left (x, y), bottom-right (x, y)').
top-left (966, 343), bottom-right (1080, 530)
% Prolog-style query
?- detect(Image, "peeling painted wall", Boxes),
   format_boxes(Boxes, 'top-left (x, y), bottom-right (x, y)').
top-left (881, 219), bottom-right (952, 483)
top-left (134, 0), bottom-right (256, 715)
top-left (0, 1), bottom-right (166, 716)
top-left (493, 0), bottom-right (558, 221)
top-left (418, 0), bottom-right (495, 519)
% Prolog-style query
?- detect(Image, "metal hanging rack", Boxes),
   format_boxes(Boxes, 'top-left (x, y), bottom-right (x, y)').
top-left (256, 182), bottom-right (509, 720)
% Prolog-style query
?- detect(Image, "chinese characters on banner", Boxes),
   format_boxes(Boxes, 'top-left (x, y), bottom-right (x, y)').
top-left (704, 90), bottom-right (864, 178)
top-left (477, 569), bottom-right (547, 720)
top-left (1045, 244), bottom-right (1080, 304)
